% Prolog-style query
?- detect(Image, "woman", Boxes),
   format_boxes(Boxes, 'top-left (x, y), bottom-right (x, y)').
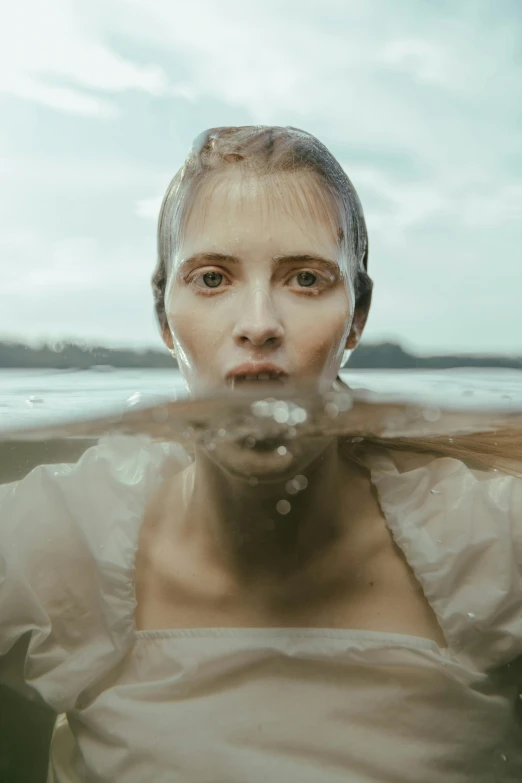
top-left (1, 126), bottom-right (521, 782)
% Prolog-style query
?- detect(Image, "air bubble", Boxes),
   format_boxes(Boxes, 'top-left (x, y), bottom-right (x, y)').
top-left (245, 436), bottom-right (256, 448)
top-left (273, 402), bottom-right (290, 424)
top-left (276, 499), bottom-right (291, 515)
top-left (289, 407), bottom-right (307, 424)
top-left (294, 474), bottom-right (308, 490)
top-left (251, 400), bottom-right (271, 417)
top-left (217, 428), bottom-right (227, 437)
top-left (325, 402), bottom-right (339, 418)
top-left (276, 446), bottom-right (287, 456)
top-left (285, 479), bottom-right (299, 495)
top-left (248, 476), bottom-right (259, 486)
top-left (422, 407), bottom-right (440, 422)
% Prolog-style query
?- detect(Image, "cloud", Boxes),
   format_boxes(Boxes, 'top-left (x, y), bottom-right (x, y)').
top-left (0, 0), bottom-right (168, 116)
top-left (0, 230), bottom-right (161, 347)
top-left (379, 39), bottom-right (455, 87)
top-left (2, 235), bottom-right (125, 294)
top-left (136, 196), bottom-right (163, 220)
top-left (462, 183), bottom-right (522, 227)
top-left (5, 76), bottom-right (117, 118)
top-left (345, 166), bottom-right (446, 237)
top-left (347, 165), bottom-right (522, 238)
top-left (92, 0), bottom-right (521, 167)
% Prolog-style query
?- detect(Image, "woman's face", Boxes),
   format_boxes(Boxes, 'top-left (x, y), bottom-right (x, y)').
top-left (164, 170), bottom-right (365, 396)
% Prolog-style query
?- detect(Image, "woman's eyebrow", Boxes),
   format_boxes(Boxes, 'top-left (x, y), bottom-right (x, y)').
top-left (271, 253), bottom-right (339, 271)
top-left (179, 252), bottom-right (339, 272)
top-left (179, 252), bottom-right (238, 271)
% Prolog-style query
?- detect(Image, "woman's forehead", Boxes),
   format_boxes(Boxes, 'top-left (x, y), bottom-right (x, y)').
top-left (181, 170), bottom-right (341, 249)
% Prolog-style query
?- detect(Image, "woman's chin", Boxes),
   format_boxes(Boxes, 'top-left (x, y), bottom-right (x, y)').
top-left (203, 435), bottom-right (330, 484)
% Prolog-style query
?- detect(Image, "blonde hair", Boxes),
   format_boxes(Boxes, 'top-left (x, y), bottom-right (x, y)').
top-left (357, 430), bottom-right (522, 478)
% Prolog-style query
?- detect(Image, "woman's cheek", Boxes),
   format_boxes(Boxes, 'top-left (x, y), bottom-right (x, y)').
top-left (174, 314), bottom-right (223, 374)
top-left (299, 309), bottom-right (349, 361)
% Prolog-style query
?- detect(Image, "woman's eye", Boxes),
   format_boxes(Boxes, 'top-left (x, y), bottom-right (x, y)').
top-left (202, 271), bottom-right (223, 288)
top-left (295, 271), bottom-right (317, 287)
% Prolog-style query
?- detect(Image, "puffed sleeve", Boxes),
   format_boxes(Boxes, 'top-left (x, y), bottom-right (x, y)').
top-left (368, 448), bottom-right (522, 673)
top-left (0, 435), bottom-right (189, 713)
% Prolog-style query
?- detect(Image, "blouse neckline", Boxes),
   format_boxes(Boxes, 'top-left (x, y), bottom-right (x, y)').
top-left (128, 444), bottom-right (453, 658)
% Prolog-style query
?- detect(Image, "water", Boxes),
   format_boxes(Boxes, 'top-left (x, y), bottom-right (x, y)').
top-left (1, 366), bottom-right (522, 780)
top-left (2, 366), bottom-right (522, 434)
top-left (0, 368), bottom-right (187, 431)
top-left (2, 365), bottom-right (521, 485)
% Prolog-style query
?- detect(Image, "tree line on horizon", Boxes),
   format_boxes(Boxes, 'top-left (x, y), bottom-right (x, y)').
top-left (0, 339), bottom-right (521, 371)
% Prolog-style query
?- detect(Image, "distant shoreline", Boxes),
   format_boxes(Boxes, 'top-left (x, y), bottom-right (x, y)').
top-left (1, 340), bottom-right (521, 371)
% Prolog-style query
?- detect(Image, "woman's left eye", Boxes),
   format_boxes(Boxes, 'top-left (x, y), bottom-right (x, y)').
top-left (297, 271), bottom-right (316, 287)
top-left (292, 271), bottom-right (321, 288)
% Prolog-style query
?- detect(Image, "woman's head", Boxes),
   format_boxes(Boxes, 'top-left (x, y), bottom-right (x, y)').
top-left (152, 126), bottom-right (373, 395)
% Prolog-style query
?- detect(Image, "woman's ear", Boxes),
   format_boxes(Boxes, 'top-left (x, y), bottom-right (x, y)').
top-left (162, 326), bottom-right (175, 354)
top-left (345, 306), bottom-right (369, 351)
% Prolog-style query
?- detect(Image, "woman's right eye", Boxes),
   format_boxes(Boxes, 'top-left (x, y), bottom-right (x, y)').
top-left (202, 271), bottom-right (223, 288)
top-left (186, 268), bottom-right (230, 294)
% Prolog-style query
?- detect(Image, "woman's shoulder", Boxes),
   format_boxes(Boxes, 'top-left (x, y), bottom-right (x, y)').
top-left (0, 434), bottom-right (192, 605)
top-left (0, 435), bottom-right (190, 711)
top-left (1, 434), bottom-right (189, 533)
top-left (366, 445), bottom-right (522, 671)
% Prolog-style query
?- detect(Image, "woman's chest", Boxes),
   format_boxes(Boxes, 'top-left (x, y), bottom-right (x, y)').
top-left (134, 513), bottom-right (448, 649)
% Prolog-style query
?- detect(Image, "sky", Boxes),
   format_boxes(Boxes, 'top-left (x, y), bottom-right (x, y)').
top-left (0, 0), bottom-right (521, 356)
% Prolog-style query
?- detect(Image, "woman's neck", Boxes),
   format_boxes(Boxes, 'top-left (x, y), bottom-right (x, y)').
top-left (164, 440), bottom-right (374, 600)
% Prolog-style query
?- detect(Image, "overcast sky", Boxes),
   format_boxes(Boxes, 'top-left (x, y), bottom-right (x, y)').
top-left (1, 0), bottom-right (521, 356)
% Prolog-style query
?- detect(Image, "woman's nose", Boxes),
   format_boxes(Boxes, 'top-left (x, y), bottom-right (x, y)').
top-left (231, 288), bottom-right (284, 349)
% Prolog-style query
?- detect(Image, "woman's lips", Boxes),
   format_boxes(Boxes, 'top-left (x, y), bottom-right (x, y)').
top-left (228, 373), bottom-right (287, 389)
top-left (225, 364), bottom-right (289, 387)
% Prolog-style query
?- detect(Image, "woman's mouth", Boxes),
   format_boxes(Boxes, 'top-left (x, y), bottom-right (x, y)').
top-left (231, 372), bottom-right (286, 387)
top-left (239, 434), bottom-right (285, 450)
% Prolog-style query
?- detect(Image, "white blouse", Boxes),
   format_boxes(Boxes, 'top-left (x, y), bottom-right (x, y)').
top-left (0, 435), bottom-right (521, 783)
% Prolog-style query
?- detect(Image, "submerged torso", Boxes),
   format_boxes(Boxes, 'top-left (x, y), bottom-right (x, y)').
top-left (3, 437), bottom-right (520, 782)
top-left (134, 450), bottom-right (448, 648)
